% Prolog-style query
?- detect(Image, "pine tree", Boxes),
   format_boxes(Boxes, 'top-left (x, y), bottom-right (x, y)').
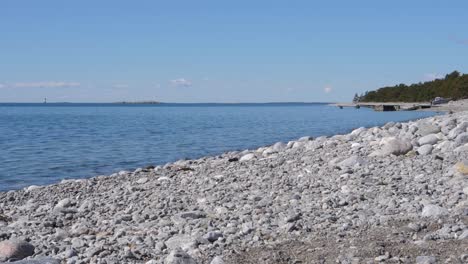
top-left (352, 93), bottom-right (360, 103)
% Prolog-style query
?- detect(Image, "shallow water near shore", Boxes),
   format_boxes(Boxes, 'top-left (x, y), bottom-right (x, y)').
top-left (0, 103), bottom-right (437, 191)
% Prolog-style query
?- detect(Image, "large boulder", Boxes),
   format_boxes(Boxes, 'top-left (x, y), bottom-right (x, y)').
top-left (0, 240), bottom-right (34, 261)
top-left (370, 137), bottom-right (413, 156)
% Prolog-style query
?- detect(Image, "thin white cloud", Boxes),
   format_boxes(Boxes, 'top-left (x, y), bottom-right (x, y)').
top-left (423, 73), bottom-right (444, 82)
top-left (11, 81), bottom-right (80, 88)
top-left (324, 86), bottom-right (333, 93)
top-left (170, 78), bottom-right (192, 88)
top-left (0, 83), bottom-right (5, 89)
top-left (449, 35), bottom-right (468, 46)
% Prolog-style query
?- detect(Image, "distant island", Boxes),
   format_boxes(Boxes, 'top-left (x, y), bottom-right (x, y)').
top-left (355, 71), bottom-right (468, 102)
top-left (114, 101), bottom-right (161, 104)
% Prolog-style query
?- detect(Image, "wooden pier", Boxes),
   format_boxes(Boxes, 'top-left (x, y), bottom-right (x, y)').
top-left (334, 102), bottom-right (432, 112)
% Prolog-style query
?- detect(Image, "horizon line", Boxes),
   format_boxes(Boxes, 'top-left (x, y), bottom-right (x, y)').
top-left (0, 101), bottom-right (335, 104)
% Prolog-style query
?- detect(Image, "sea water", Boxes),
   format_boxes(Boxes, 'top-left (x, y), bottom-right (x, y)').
top-left (0, 103), bottom-right (437, 191)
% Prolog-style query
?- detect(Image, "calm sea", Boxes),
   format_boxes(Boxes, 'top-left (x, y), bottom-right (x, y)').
top-left (0, 103), bottom-right (436, 191)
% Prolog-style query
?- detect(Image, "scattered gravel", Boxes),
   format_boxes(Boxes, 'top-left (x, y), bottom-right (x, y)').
top-left (1, 111), bottom-right (467, 263)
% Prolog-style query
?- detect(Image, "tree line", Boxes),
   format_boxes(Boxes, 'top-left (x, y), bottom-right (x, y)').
top-left (353, 71), bottom-right (468, 102)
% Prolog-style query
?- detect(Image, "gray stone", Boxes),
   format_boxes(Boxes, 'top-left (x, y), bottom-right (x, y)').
top-left (421, 204), bottom-right (448, 217)
top-left (1, 257), bottom-right (60, 264)
top-left (165, 248), bottom-right (197, 264)
top-left (415, 256), bottom-right (436, 264)
top-left (338, 155), bottom-right (366, 168)
top-left (448, 122), bottom-right (468, 139)
top-left (239, 153), bottom-right (255, 162)
top-left (459, 229), bottom-right (468, 240)
top-left (416, 123), bottom-right (440, 136)
top-left (0, 240), bottom-right (34, 261)
top-left (210, 256), bottom-right (224, 264)
top-left (272, 142), bottom-right (286, 151)
top-left (298, 136), bottom-right (312, 142)
top-left (177, 211), bottom-right (206, 220)
top-left (455, 132), bottom-right (468, 146)
top-left (417, 144), bottom-right (433, 155)
top-left (136, 177), bottom-right (148, 184)
top-left (418, 134), bottom-right (439, 146)
top-left (1, 257), bottom-right (61, 264)
top-left (55, 198), bottom-right (72, 209)
top-left (165, 235), bottom-right (196, 251)
top-left (203, 231), bottom-right (223, 243)
top-left (371, 137), bottom-right (413, 156)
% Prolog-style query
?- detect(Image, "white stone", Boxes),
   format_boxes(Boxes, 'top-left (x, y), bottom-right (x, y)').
top-left (239, 153), bottom-right (255, 162)
top-left (55, 198), bottom-right (72, 208)
top-left (338, 155), bottom-right (366, 168)
top-left (165, 248), bottom-right (197, 264)
top-left (459, 229), bottom-right (468, 240)
top-left (416, 123), bottom-right (440, 136)
top-left (210, 256), bottom-right (224, 264)
top-left (463, 186), bottom-right (468, 195)
top-left (455, 132), bottom-right (468, 146)
top-left (418, 134), bottom-right (439, 146)
top-left (415, 256), bottom-right (436, 264)
top-left (24, 185), bottom-right (41, 192)
top-left (421, 204), bottom-right (448, 217)
top-left (272, 142), bottom-right (286, 151)
top-left (417, 144), bottom-right (433, 155)
top-left (136, 177), bottom-right (148, 184)
top-left (370, 137), bottom-right (413, 156)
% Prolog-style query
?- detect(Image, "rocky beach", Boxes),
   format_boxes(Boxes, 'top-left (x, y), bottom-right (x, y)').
top-left (1, 107), bottom-right (468, 263)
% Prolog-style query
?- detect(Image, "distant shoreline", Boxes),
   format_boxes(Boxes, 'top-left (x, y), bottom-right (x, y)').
top-left (0, 102), bottom-right (331, 105)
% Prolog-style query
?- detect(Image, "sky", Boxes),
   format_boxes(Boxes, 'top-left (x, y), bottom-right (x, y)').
top-left (0, 0), bottom-right (467, 103)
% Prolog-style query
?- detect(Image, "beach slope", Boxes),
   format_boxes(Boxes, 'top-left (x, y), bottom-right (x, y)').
top-left (0, 111), bottom-right (467, 263)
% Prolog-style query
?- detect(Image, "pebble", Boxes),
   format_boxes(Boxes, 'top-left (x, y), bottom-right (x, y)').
top-left (415, 256), bottom-right (436, 264)
top-left (239, 153), bottom-right (255, 162)
top-left (417, 144), bottom-right (433, 155)
top-left (418, 134), bottom-right (439, 145)
top-left (421, 204), bottom-right (449, 218)
top-left (165, 248), bottom-right (197, 264)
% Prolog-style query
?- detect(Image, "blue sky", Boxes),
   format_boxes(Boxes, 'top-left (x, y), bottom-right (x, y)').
top-left (0, 0), bottom-right (467, 103)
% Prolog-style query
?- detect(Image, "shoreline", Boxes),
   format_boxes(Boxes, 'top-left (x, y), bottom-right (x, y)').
top-left (0, 103), bottom-right (438, 192)
top-left (1, 110), bottom-right (467, 263)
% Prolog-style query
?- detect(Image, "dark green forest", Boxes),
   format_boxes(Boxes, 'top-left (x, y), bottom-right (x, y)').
top-left (355, 71), bottom-right (468, 102)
